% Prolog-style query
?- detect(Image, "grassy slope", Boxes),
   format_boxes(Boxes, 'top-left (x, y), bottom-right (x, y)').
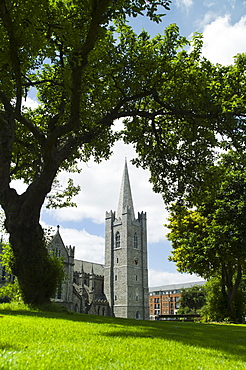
top-left (0, 304), bottom-right (245, 370)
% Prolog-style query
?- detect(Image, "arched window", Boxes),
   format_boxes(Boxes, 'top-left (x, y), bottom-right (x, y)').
top-left (136, 311), bottom-right (140, 319)
top-left (57, 284), bottom-right (62, 299)
top-left (134, 233), bottom-right (138, 249)
top-left (115, 231), bottom-right (120, 248)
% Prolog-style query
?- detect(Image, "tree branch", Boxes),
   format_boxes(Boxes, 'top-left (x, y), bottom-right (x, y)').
top-left (0, 0), bottom-right (22, 113)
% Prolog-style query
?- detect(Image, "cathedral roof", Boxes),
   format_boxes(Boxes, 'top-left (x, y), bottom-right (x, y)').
top-left (74, 259), bottom-right (104, 276)
top-left (117, 160), bottom-right (135, 219)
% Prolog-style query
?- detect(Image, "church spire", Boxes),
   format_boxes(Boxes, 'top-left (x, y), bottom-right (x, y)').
top-left (117, 160), bottom-right (135, 219)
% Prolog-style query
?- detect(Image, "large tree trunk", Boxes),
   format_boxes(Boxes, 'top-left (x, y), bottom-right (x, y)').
top-left (222, 263), bottom-right (242, 322)
top-left (2, 171), bottom-right (61, 306)
top-left (7, 220), bottom-right (58, 306)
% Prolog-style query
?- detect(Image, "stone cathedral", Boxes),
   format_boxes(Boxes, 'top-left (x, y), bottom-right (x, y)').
top-left (48, 161), bottom-right (149, 319)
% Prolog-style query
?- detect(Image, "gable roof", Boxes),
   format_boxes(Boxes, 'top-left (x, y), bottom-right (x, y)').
top-left (74, 259), bottom-right (104, 276)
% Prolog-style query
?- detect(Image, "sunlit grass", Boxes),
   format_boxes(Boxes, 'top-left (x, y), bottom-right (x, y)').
top-left (0, 303), bottom-right (245, 369)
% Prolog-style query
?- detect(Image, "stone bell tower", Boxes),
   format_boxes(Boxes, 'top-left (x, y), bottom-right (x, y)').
top-left (104, 160), bottom-right (149, 319)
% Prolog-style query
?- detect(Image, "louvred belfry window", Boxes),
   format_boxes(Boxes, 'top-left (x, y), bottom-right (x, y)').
top-left (115, 231), bottom-right (120, 248)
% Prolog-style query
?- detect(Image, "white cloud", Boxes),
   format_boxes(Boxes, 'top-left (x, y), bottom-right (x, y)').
top-left (202, 14), bottom-right (246, 65)
top-left (42, 140), bottom-right (168, 244)
top-left (175, 0), bottom-right (193, 9)
top-left (41, 222), bottom-right (105, 263)
top-left (22, 97), bottom-right (39, 110)
top-left (196, 10), bottom-right (219, 30)
top-left (10, 179), bottom-right (28, 195)
top-left (148, 268), bottom-right (204, 287)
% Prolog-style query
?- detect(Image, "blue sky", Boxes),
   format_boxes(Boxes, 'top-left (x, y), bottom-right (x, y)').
top-left (13, 0), bottom-right (246, 286)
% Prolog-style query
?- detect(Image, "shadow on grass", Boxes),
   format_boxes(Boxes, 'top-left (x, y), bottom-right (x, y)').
top-left (0, 305), bottom-right (246, 362)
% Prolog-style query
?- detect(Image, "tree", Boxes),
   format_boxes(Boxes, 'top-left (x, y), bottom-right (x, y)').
top-left (177, 285), bottom-right (206, 314)
top-left (1, 1), bottom-right (244, 308)
top-left (200, 277), bottom-right (245, 322)
top-left (166, 152), bottom-right (246, 322)
top-left (0, 0), bottom-right (173, 305)
top-left (124, 52), bottom-right (246, 204)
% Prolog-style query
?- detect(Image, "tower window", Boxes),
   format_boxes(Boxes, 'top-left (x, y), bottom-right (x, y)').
top-left (134, 233), bottom-right (138, 249)
top-left (134, 259), bottom-right (138, 266)
top-left (55, 248), bottom-right (61, 257)
top-left (115, 231), bottom-right (120, 248)
top-left (115, 275), bottom-right (117, 281)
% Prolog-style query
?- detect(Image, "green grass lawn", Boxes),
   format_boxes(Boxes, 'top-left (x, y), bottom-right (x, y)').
top-left (0, 303), bottom-right (245, 369)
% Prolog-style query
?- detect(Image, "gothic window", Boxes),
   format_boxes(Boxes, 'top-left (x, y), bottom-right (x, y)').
top-left (115, 231), bottom-right (120, 248)
top-left (55, 248), bottom-right (61, 257)
top-left (57, 284), bottom-right (62, 299)
top-left (134, 233), bottom-right (138, 249)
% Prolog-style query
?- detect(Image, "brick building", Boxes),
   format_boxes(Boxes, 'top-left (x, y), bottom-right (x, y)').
top-left (149, 281), bottom-right (206, 320)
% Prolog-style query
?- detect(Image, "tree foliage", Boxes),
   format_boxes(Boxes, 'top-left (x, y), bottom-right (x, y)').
top-left (177, 285), bottom-right (206, 314)
top-left (124, 51), bottom-right (246, 204)
top-left (200, 277), bottom-right (245, 323)
top-left (166, 151), bottom-right (246, 322)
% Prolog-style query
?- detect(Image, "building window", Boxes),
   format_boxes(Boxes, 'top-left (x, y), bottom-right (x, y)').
top-left (116, 257), bottom-right (119, 263)
top-left (115, 232), bottom-right (120, 248)
top-left (136, 275), bottom-right (138, 281)
top-left (134, 258), bottom-right (138, 266)
top-left (136, 295), bottom-right (139, 301)
top-left (57, 284), bottom-right (62, 299)
top-left (134, 233), bottom-right (138, 249)
top-left (115, 275), bottom-right (117, 281)
top-left (55, 248), bottom-right (61, 257)
top-left (115, 295), bottom-right (117, 301)
top-left (136, 311), bottom-right (140, 319)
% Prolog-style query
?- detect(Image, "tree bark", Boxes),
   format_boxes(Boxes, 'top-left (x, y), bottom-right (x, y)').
top-left (222, 263), bottom-right (242, 322)
top-left (2, 165), bottom-right (61, 306)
